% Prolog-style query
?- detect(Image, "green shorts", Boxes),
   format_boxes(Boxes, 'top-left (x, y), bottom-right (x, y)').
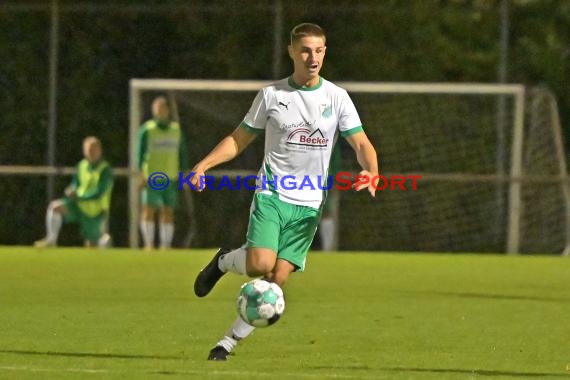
top-left (62, 198), bottom-right (106, 243)
top-left (141, 181), bottom-right (178, 208)
top-left (246, 192), bottom-right (321, 272)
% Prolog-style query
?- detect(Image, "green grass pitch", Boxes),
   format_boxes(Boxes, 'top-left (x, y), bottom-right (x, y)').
top-left (0, 247), bottom-right (569, 379)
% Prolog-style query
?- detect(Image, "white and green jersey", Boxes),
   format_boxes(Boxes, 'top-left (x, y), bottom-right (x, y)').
top-left (242, 76), bottom-right (363, 209)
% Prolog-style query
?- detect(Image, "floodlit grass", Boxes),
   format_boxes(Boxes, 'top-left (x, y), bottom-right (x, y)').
top-left (0, 247), bottom-right (569, 379)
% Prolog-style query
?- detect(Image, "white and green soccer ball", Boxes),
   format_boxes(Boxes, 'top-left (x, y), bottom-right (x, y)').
top-left (236, 279), bottom-right (285, 327)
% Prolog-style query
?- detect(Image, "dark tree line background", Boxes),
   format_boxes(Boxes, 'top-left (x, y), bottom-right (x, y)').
top-left (0, 0), bottom-right (568, 248)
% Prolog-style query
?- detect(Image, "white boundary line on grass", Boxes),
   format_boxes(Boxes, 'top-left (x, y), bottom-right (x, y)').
top-left (0, 365), bottom-right (108, 374)
top-left (0, 365), bottom-right (382, 379)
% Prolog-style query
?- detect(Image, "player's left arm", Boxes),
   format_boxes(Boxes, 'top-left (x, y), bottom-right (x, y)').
top-left (345, 131), bottom-right (379, 198)
top-left (77, 166), bottom-right (113, 201)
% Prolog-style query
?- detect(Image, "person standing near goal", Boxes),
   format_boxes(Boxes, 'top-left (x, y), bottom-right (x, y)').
top-left (137, 96), bottom-right (188, 250)
top-left (191, 23), bottom-right (378, 360)
top-left (34, 136), bottom-right (113, 248)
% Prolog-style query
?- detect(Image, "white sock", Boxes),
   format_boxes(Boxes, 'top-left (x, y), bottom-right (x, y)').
top-left (218, 247), bottom-right (247, 275)
top-left (98, 233), bottom-right (111, 249)
top-left (140, 221), bottom-right (155, 248)
top-left (320, 218), bottom-right (336, 251)
top-left (46, 208), bottom-right (62, 243)
top-left (160, 222), bottom-right (174, 248)
top-left (216, 335), bottom-right (238, 353)
top-left (216, 316), bottom-right (256, 352)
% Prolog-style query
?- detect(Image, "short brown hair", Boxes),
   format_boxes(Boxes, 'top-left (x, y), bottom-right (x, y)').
top-left (83, 136), bottom-right (101, 148)
top-left (290, 23), bottom-right (326, 45)
top-left (152, 96), bottom-right (169, 108)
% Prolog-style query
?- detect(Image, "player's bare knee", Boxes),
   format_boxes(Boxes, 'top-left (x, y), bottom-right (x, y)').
top-left (246, 248), bottom-right (277, 277)
top-left (49, 201), bottom-right (64, 214)
top-left (141, 206), bottom-right (155, 220)
top-left (246, 258), bottom-right (274, 277)
top-left (161, 207), bottom-right (174, 223)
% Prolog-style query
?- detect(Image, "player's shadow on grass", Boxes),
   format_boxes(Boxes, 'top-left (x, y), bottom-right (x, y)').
top-left (399, 290), bottom-right (570, 303)
top-left (0, 349), bottom-right (182, 360)
top-left (383, 367), bottom-right (569, 378)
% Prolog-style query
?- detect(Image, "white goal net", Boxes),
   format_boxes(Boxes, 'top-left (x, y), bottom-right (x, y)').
top-left (129, 79), bottom-right (570, 254)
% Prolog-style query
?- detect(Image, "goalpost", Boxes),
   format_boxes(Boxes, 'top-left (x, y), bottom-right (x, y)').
top-left (129, 79), bottom-right (570, 254)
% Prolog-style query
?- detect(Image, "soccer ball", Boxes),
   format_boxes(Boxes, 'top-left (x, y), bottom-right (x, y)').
top-left (236, 279), bottom-right (285, 327)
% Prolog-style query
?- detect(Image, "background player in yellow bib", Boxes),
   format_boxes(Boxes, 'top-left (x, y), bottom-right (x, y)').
top-left (34, 136), bottom-right (113, 248)
top-left (137, 96), bottom-right (188, 250)
top-left (191, 23), bottom-right (379, 360)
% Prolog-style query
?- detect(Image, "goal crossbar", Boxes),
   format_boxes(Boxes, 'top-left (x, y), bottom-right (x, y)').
top-left (131, 79), bottom-right (524, 95)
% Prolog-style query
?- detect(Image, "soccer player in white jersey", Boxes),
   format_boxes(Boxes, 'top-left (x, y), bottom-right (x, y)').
top-left (191, 23), bottom-right (379, 360)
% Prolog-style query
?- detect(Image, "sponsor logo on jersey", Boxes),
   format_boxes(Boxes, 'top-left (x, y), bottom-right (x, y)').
top-left (279, 121), bottom-right (314, 131)
top-left (286, 128), bottom-right (329, 147)
top-left (278, 100), bottom-right (291, 110)
top-left (320, 103), bottom-right (332, 118)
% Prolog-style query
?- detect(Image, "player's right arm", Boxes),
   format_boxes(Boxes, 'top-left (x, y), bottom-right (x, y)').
top-left (190, 125), bottom-right (257, 191)
top-left (65, 163), bottom-right (80, 198)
